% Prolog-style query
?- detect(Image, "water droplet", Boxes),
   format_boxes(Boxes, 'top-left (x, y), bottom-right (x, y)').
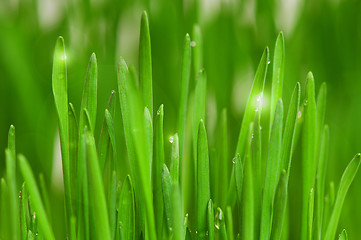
top-left (61, 54), bottom-right (67, 61)
top-left (232, 158), bottom-right (236, 164)
top-left (206, 231), bottom-right (209, 236)
top-left (259, 126), bottom-right (262, 130)
top-left (111, 90), bottom-right (116, 94)
top-left (267, 60), bottom-right (271, 64)
top-left (169, 227), bottom-right (173, 232)
top-left (157, 109), bottom-right (161, 115)
top-left (215, 223), bottom-right (220, 229)
top-left (304, 100), bottom-right (308, 106)
top-left (169, 136), bottom-right (174, 143)
top-left (195, 230), bottom-right (198, 234)
top-left (252, 134), bottom-right (254, 139)
top-left (191, 41), bottom-right (197, 47)
top-left (297, 111), bottom-right (302, 119)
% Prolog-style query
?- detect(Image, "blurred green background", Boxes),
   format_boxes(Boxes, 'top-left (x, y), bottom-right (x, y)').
top-left (1, 0), bottom-right (361, 238)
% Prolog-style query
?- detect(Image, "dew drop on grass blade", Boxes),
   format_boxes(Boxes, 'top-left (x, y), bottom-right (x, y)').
top-left (271, 170), bottom-right (287, 240)
top-left (215, 207), bottom-right (228, 240)
top-left (324, 153), bottom-right (361, 240)
top-left (301, 72), bottom-right (317, 240)
top-left (197, 119), bottom-right (210, 240)
top-left (139, 11), bottom-right (153, 117)
top-left (270, 32), bottom-right (285, 132)
top-left (154, 104), bottom-right (165, 239)
top-left (162, 164), bottom-right (173, 234)
top-left (315, 125), bottom-right (329, 240)
top-left (18, 155), bottom-right (55, 240)
top-left (207, 199), bottom-right (214, 240)
top-left (51, 36), bottom-right (72, 223)
top-left (260, 99), bottom-right (283, 240)
top-left (178, 34), bottom-right (191, 180)
top-left (118, 175), bottom-right (135, 240)
top-left (5, 125), bottom-right (19, 240)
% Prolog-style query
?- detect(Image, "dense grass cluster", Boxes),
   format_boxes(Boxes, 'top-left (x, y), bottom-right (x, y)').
top-left (0, 11), bottom-right (360, 240)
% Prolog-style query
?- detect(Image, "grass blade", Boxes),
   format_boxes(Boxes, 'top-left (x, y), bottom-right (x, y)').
top-left (235, 47), bottom-right (269, 158)
top-left (6, 125), bottom-right (19, 240)
top-left (162, 164), bottom-right (173, 233)
top-left (208, 199), bottom-right (214, 240)
top-left (253, 111), bottom-right (262, 236)
top-left (0, 178), bottom-right (9, 239)
top-left (315, 125), bottom-right (329, 240)
top-left (68, 102), bottom-right (78, 207)
top-left (270, 32), bottom-right (285, 130)
top-left (234, 154), bottom-right (243, 207)
top-left (172, 185), bottom-right (184, 240)
top-left (39, 173), bottom-right (51, 222)
top-left (118, 175), bottom-right (135, 240)
top-left (197, 119), bottom-right (210, 239)
top-left (192, 24), bottom-right (203, 74)
top-left (52, 36), bottom-right (72, 222)
top-left (315, 83), bottom-right (327, 158)
top-left (170, 133), bottom-right (180, 185)
top-left (20, 183), bottom-right (28, 240)
top-left (260, 99), bottom-right (284, 240)
top-left (85, 128), bottom-right (111, 240)
top-left (226, 206), bottom-right (234, 240)
top-left (218, 108), bottom-right (229, 209)
top-left (144, 107), bottom-right (153, 183)
top-left (338, 229), bottom-right (347, 240)
top-left (324, 153), bottom-right (361, 240)
top-left (18, 155), bottom-right (55, 240)
top-left (307, 188), bottom-right (315, 240)
top-left (271, 170), bottom-right (287, 240)
top-left (139, 11), bottom-right (153, 117)
top-left (178, 34), bottom-right (191, 180)
top-left (301, 72), bottom-right (317, 240)
top-left (281, 82), bottom-right (300, 179)
top-left (154, 104), bottom-right (165, 239)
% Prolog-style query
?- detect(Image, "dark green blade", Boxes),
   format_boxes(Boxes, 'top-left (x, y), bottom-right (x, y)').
top-left (118, 175), bottom-right (135, 240)
top-left (271, 170), bottom-right (287, 240)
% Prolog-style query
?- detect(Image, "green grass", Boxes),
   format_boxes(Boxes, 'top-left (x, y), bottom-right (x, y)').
top-left (1, 10), bottom-right (361, 240)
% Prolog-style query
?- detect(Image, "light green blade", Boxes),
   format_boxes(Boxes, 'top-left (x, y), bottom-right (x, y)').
top-left (154, 104), bottom-right (164, 239)
top-left (52, 36), bottom-right (72, 222)
top-left (162, 164), bottom-right (173, 233)
top-left (197, 119), bottom-right (210, 240)
top-left (324, 154), bottom-right (361, 240)
top-left (301, 72), bottom-right (317, 240)
top-left (215, 208), bottom-right (228, 240)
top-left (338, 229), bottom-right (348, 240)
top-left (172, 185), bottom-right (184, 240)
top-left (270, 32), bottom-right (285, 130)
top-left (20, 183), bottom-right (28, 240)
top-left (170, 133), bottom-right (180, 185)
top-left (18, 155), bottom-right (55, 240)
top-left (178, 33), bottom-right (191, 180)
top-left (226, 206), bottom-right (234, 240)
top-left (139, 11), bottom-right (153, 117)
top-left (144, 107), bottom-right (153, 182)
top-left (208, 199), bottom-right (214, 240)
top-left (260, 99), bottom-right (284, 240)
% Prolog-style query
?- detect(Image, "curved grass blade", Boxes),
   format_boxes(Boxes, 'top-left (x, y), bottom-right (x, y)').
top-left (52, 36), bottom-right (72, 222)
top-left (5, 125), bottom-right (19, 240)
top-left (39, 173), bottom-right (51, 222)
top-left (260, 99), bottom-right (283, 240)
top-left (322, 181), bottom-right (335, 235)
top-left (242, 123), bottom-right (255, 240)
top-left (324, 153), bottom-right (361, 240)
top-left (85, 128), bottom-right (111, 240)
top-left (118, 175), bottom-right (135, 240)
top-left (197, 119), bottom-right (210, 239)
top-left (270, 32), bottom-right (285, 130)
top-left (162, 164), bottom-right (173, 233)
top-left (18, 155), bottom-right (55, 240)
top-left (215, 208), bottom-right (228, 240)
top-left (68, 102), bottom-right (78, 207)
top-left (172, 185), bottom-right (184, 240)
top-left (170, 133), bottom-right (180, 185)
top-left (253, 111), bottom-right (262, 236)
top-left (117, 57), bottom-right (157, 240)
top-left (307, 188), bottom-right (315, 240)
top-left (301, 72), bottom-right (317, 240)
top-left (271, 170), bottom-right (287, 240)
top-left (178, 34), bottom-right (191, 179)
top-left (154, 104), bottom-right (165, 238)
top-left (208, 199), bottom-right (214, 240)
top-left (139, 11), bottom-right (153, 117)
top-left (218, 109), bottom-right (229, 209)
top-left (338, 229), bottom-right (347, 240)
top-left (281, 82), bottom-right (300, 179)
top-left (235, 47), bottom-right (269, 158)
top-left (315, 125), bottom-right (329, 240)
top-left (315, 82), bottom-right (327, 159)
top-left (234, 154), bottom-right (243, 205)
